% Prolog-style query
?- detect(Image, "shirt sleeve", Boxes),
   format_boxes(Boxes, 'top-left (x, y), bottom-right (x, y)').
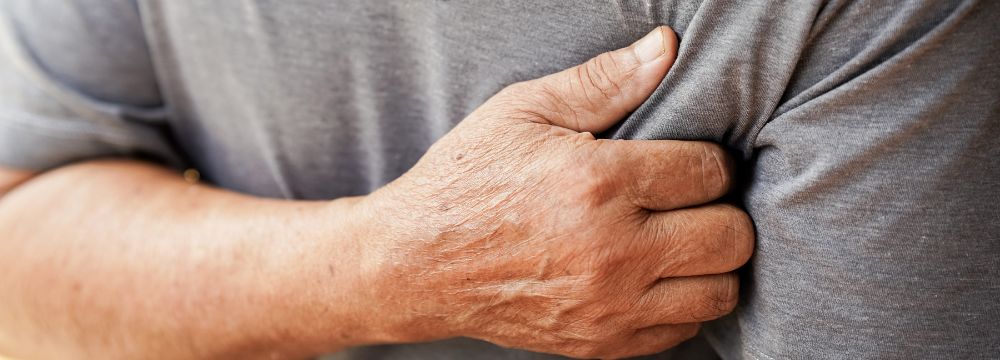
top-left (0, 0), bottom-right (183, 171)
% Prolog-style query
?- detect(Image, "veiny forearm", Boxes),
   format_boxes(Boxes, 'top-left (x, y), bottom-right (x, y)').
top-left (0, 160), bottom-right (382, 359)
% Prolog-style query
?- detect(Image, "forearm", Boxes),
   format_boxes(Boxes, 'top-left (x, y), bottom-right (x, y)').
top-left (0, 160), bottom-right (385, 359)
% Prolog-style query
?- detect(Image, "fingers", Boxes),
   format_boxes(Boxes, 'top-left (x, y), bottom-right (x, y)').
top-left (641, 203), bottom-right (755, 278)
top-left (597, 140), bottom-right (734, 211)
top-left (496, 26), bottom-right (678, 133)
top-left (635, 273), bottom-right (740, 328)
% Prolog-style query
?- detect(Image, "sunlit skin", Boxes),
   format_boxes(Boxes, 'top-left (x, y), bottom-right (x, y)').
top-left (0, 27), bottom-right (754, 359)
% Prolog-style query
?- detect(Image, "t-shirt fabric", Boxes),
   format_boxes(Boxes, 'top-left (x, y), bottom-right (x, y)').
top-left (1, 0), bottom-right (997, 359)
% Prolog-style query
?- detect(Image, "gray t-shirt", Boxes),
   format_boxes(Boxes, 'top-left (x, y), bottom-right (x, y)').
top-left (1, 0), bottom-right (998, 359)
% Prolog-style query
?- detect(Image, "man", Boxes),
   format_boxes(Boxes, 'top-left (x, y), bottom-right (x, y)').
top-left (0, 0), bottom-right (997, 359)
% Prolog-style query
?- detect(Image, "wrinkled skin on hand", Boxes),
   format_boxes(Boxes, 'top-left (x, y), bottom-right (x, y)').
top-left (357, 27), bottom-right (754, 359)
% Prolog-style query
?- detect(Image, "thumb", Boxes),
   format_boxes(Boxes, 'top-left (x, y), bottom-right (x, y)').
top-left (504, 26), bottom-right (678, 133)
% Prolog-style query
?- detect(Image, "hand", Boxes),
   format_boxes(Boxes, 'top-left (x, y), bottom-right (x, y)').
top-left (357, 26), bottom-right (754, 359)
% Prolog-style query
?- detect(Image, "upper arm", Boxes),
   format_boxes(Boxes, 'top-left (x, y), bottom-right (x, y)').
top-left (0, 0), bottom-right (182, 172)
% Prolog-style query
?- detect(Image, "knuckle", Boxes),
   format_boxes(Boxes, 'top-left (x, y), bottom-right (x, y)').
top-left (579, 52), bottom-right (627, 102)
top-left (570, 131), bottom-right (597, 143)
top-left (700, 274), bottom-right (739, 317)
top-left (720, 205), bottom-right (755, 267)
top-left (698, 142), bottom-right (732, 197)
top-left (568, 157), bottom-right (617, 209)
top-left (580, 239), bottom-right (632, 285)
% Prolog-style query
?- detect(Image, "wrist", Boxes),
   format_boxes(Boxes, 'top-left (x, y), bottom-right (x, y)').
top-left (345, 189), bottom-right (455, 344)
top-left (244, 195), bottom-right (398, 357)
top-left (319, 195), bottom-right (403, 345)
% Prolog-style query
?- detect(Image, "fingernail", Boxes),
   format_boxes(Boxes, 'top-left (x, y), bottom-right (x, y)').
top-left (633, 27), bottom-right (666, 63)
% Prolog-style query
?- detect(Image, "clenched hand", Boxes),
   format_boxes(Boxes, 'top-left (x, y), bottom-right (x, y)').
top-left (356, 27), bottom-right (754, 359)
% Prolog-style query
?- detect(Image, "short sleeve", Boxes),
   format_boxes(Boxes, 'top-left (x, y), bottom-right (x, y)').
top-left (0, 0), bottom-right (183, 171)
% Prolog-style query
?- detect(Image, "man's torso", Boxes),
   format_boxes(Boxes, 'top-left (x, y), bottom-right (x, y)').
top-left (2, 0), bottom-right (998, 358)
